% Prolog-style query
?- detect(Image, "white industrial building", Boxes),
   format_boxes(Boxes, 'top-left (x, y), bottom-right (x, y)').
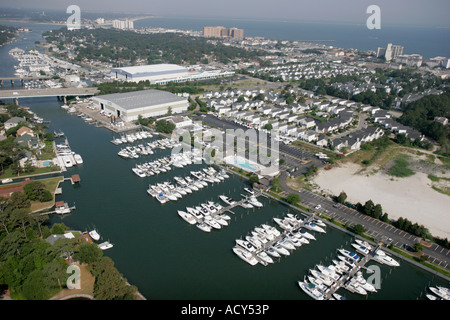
top-left (91, 89), bottom-right (189, 122)
top-left (108, 63), bottom-right (234, 85)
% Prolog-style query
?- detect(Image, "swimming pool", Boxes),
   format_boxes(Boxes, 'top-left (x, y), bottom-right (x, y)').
top-left (43, 160), bottom-right (52, 167)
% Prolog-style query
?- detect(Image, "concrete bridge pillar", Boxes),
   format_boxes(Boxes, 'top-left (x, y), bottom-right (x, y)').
top-left (0, 80), bottom-right (3, 87)
top-left (10, 80), bottom-right (14, 87)
top-left (63, 96), bottom-right (67, 104)
top-left (14, 97), bottom-right (19, 106)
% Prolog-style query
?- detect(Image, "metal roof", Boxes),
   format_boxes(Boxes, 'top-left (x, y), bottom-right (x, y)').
top-left (94, 89), bottom-right (187, 110)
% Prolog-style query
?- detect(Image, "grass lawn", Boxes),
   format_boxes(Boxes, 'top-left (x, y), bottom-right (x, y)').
top-left (388, 154), bottom-right (415, 177)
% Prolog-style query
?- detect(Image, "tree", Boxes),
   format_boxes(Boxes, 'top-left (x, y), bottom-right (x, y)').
top-left (363, 200), bottom-right (374, 216)
top-left (353, 224), bottom-right (366, 236)
top-left (248, 175), bottom-right (259, 186)
top-left (286, 193), bottom-right (301, 205)
top-left (337, 191), bottom-right (347, 204)
top-left (373, 204), bottom-right (383, 220)
top-left (74, 242), bottom-right (103, 264)
top-left (414, 242), bottom-right (423, 253)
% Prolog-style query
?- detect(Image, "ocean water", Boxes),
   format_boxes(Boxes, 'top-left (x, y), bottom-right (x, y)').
top-left (134, 16), bottom-right (450, 59)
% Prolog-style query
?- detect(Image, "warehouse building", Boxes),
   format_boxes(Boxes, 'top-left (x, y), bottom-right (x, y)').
top-left (108, 63), bottom-right (234, 85)
top-left (109, 64), bottom-right (189, 83)
top-left (91, 89), bottom-right (189, 122)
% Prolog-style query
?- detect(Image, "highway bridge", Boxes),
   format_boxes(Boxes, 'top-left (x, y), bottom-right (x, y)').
top-left (0, 87), bottom-right (98, 104)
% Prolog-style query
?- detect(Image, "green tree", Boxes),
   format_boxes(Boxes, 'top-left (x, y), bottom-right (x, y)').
top-left (248, 175), bottom-right (259, 186)
top-left (373, 204), bottom-right (383, 220)
top-left (353, 224), bottom-right (366, 236)
top-left (74, 242), bottom-right (103, 264)
top-left (363, 200), bottom-right (374, 216)
top-left (285, 193), bottom-right (301, 205)
top-left (337, 191), bottom-right (347, 204)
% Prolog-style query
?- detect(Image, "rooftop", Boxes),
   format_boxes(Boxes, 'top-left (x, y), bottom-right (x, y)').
top-left (94, 89), bottom-right (187, 110)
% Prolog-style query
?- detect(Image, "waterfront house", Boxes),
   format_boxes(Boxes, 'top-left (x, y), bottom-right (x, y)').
top-left (4, 117), bottom-right (26, 130)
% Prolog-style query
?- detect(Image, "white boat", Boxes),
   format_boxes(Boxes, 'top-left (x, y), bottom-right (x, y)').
top-left (74, 154), bottom-right (83, 164)
top-left (1, 178), bottom-right (13, 184)
top-left (236, 239), bottom-right (257, 252)
top-left (177, 210), bottom-right (197, 225)
top-left (219, 195), bottom-right (235, 205)
top-left (196, 222), bottom-right (211, 232)
top-left (298, 280), bottom-right (325, 300)
top-left (278, 237), bottom-right (296, 250)
top-left (310, 269), bottom-right (334, 286)
top-left (240, 201), bottom-right (254, 209)
top-left (337, 255), bottom-right (357, 268)
top-left (264, 247), bottom-right (281, 258)
top-left (203, 215), bottom-right (221, 229)
top-left (354, 271), bottom-right (377, 293)
top-left (338, 249), bottom-right (361, 263)
top-left (89, 229), bottom-right (100, 241)
top-left (299, 228), bottom-right (316, 240)
top-left (355, 239), bottom-right (373, 250)
top-left (63, 156), bottom-right (73, 168)
top-left (256, 251), bottom-right (274, 265)
top-left (55, 202), bottom-right (71, 214)
top-left (244, 187), bottom-right (254, 195)
top-left (304, 221), bottom-right (326, 233)
top-left (351, 243), bottom-right (371, 255)
top-left (344, 278), bottom-right (367, 296)
top-left (248, 195), bottom-right (263, 208)
top-left (428, 287), bottom-right (450, 300)
top-left (372, 253), bottom-right (400, 267)
top-left (132, 168), bottom-right (147, 178)
top-left (233, 246), bottom-right (258, 266)
top-left (98, 241), bottom-right (113, 250)
top-left (272, 243), bottom-right (290, 256)
top-left (332, 293), bottom-right (348, 300)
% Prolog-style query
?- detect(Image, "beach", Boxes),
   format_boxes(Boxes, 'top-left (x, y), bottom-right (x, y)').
top-left (313, 163), bottom-right (450, 239)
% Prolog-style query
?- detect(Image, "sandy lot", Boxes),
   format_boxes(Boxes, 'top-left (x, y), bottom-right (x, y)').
top-left (313, 163), bottom-right (450, 239)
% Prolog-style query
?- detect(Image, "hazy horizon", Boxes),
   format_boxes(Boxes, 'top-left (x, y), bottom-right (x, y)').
top-left (2, 0), bottom-right (450, 27)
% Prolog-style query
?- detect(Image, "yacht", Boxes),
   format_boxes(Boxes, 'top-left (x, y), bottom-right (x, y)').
top-left (98, 241), bottom-right (113, 250)
top-left (89, 229), bottom-right (100, 241)
top-left (310, 269), bottom-right (334, 286)
top-left (428, 287), bottom-right (450, 300)
top-left (332, 293), bottom-right (348, 301)
top-left (244, 187), bottom-right (254, 195)
top-left (219, 195), bottom-right (236, 205)
top-left (338, 249), bottom-right (360, 263)
top-left (264, 246), bottom-right (281, 258)
top-left (273, 217), bottom-right (293, 231)
top-left (132, 168), bottom-right (147, 178)
top-left (240, 200), bottom-right (254, 209)
top-left (177, 210), bottom-right (197, 225)
top-left (236, 239), bottom-right (257, 252)
top-left (277, 237), bottom-right (295, 250)
top-left (354, 271), bottom-right (377, 293)
top-left (337, 255), bottom-right (357, 268)
top-left (272, 243), bottom-right (290, 256)
top-left (203, 215), bottom-right (221, 230)
top-left (304, 221), bottom-right (326, 233)
top-left (1, 178), bottom-right (13, 184)
top-left (372, 252), bottom-right (400, 267)
top-left (256, 251), bottom-right (274, 265)
top-left (343, 278), bottom-right (367, 296)
top-left (63, 156), bottom-right (73, 168)
top-left (299, 228), bottom-right (316, 241)
top-left (351, 243), bottom-right (371, 255)
top-left (74, 154), bottom-right (83, 164)
top-left (298, 280), bottom-right (325, 300)
top-left (248, 195), bottom-right (263, 208)
top-left (232, 246), bottom-right (258, 266)
top-left (196, 222), bottom-right (211, 232)
top-left (355, 239), bottom-right (373, 250)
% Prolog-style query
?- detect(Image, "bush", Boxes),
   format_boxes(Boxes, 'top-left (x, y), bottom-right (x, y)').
top-left (285, 193), bottom-right (301, 205)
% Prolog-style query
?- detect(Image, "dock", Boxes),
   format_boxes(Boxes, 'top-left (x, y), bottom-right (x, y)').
top-left (322, 244), bottom-right (384, 299)
top-left (236, 213), bottom-right (318, 266)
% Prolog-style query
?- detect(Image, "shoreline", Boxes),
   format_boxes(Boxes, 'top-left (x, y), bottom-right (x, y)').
top-left (312, 162), bottom-right (450, 240)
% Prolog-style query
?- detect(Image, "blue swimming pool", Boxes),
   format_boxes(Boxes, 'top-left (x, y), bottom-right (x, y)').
top-left (43, 160), bottom-right (51, 167)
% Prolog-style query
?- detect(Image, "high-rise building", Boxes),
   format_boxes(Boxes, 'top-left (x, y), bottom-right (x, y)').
top-left (203, 26), bottom-right (244, 40)
top-left (377, 43), bottom-right (404, 61)
top-left (112, 19), bottom-right (134, 30)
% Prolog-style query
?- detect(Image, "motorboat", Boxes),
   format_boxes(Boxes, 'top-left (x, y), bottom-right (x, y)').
top-left (98, 241), bottom-right (113, 250)
top-left (132, 168), bottom-right (147, 178)
top-left (256, 251), bottom-right (274, 265)
top-left (1, 178), bottom-right (13, 184)
top-left (232, 246), bottom-right (258, 266)
top-left (372, 252), bottom-right (400, 267)
top-left (332, 293), bottom-right (348, 300)
top-left (219, 195), bottom-right (235, 205)
top-left (299, 228), bottom-right (316, 241)
top-left (248, 195), bottom-right (263, 208)
top-left (304, 221), bottom-right (326, 233)
top-left (277, 237), bottom-right (295, 250)
top-left (272, 243), bottom-right (290, 256)
top-left (236, 239), bottom-right (257, 252)
top-left (89, 229), bottom-right (100, 241)
top-left (203, 215), bottom-right (221, 230)
top-left (351, 243), bottom-right (371, 255)
top-left (264, 247), bottom-right (281, 258)
top-left (177, 210), bottom-right (197, 225)
top-left (355, 239), bottom-right (373, 250)
top-left (428, 287), bottom-right (450, 300)
top-left (354, 271), bottom-right (377, 293)
top-left (338, 249), bottom-right (360, 263)
top-left (310, 269), bottom-right (334, 286)
top-left (196, 222), bottom-right (211, 232)
top-left (343, 278), bottom-right (367, 296)
top-left (240, 201), bottom-right (254, 209)
top-left (298, 280), bottom-right (325, 300)
top-left (273, 217), bottom-right (293, 231)
top-left (244, 187), bottom-right (254, 195)
top-left (74, 154), bottom-right (83, 164)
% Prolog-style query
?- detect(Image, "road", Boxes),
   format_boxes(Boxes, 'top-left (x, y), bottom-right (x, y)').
top-left (278, 171), bottom-right (450, 271)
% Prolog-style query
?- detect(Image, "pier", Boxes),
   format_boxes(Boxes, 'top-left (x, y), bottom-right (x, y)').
top-left (323, 243), bottom-right (384, 299)
top-left (235, 213), bottom-right (318, 266)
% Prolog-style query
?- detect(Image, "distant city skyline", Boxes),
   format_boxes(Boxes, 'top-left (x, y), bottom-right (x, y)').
top-left (3, 0), bottom-right (450, 27)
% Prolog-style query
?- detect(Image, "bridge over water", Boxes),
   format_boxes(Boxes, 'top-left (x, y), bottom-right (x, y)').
top-left (0, 87), bottom-right (98, 104)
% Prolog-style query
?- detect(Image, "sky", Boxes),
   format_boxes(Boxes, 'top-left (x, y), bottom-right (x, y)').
top-left (3, 0), bottom-right (450, 27)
